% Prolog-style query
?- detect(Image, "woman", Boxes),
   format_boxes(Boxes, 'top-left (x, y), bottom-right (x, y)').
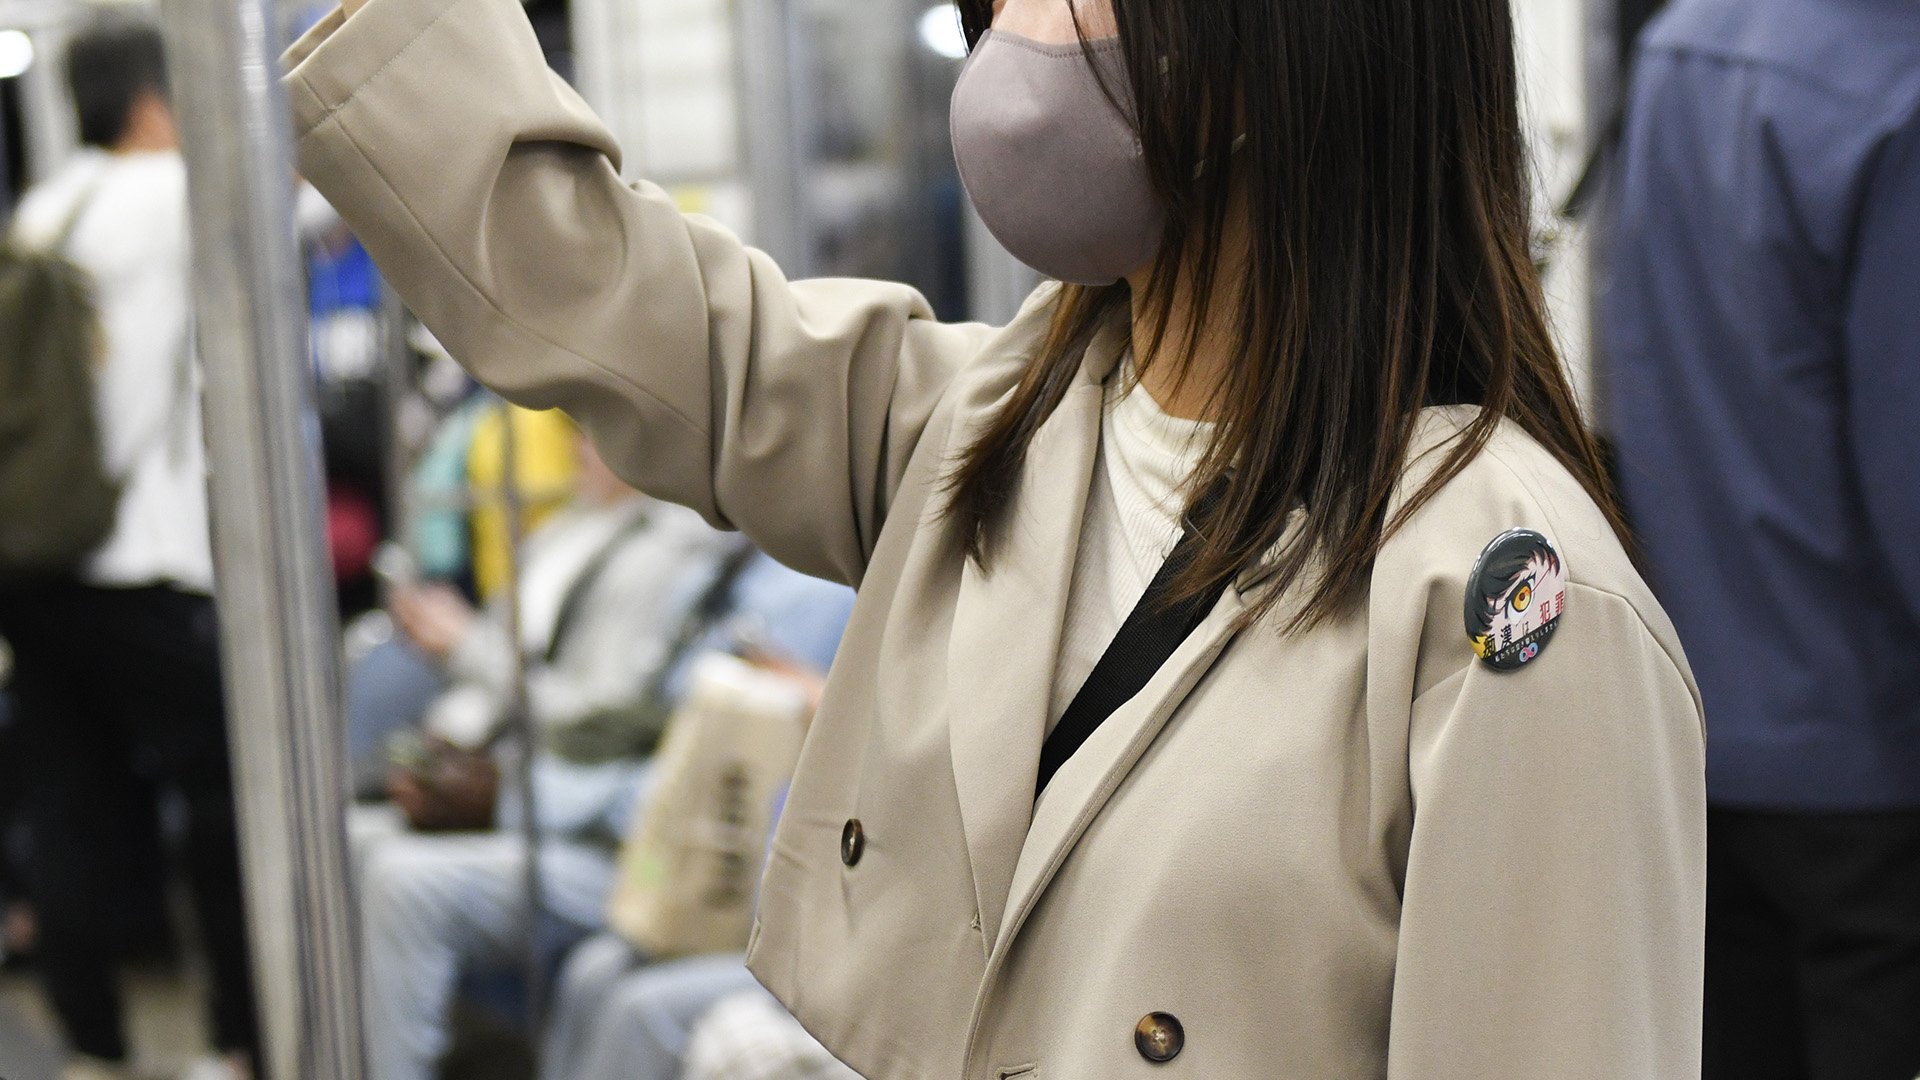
top-left (283, 0), bottom-right (1706, 1074)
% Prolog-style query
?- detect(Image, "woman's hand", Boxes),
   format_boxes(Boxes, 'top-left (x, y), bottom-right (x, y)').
top-left (390, 582), bottom-right (478, 662)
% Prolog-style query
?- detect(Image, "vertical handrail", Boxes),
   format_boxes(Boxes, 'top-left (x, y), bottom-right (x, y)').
top-left (733, 0), bottom-right (814, 274)
top-left (154, 0), bottom-right (367, 1075)
top-left (17, 21), bottom-right (77, 184)
top-left (492, 402), bottom-right (550, 1028)
top-left (377, 282), bottom-right (415, 556)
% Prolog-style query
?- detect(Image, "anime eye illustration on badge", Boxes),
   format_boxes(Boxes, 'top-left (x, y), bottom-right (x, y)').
top-left (1508, 579), bottom-right (1534, 614)
top-left (1463, 529), bottom-right (1568, 672)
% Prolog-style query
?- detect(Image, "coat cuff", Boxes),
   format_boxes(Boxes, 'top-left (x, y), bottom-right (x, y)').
top-left (280, 0), bottom-right (465, 138)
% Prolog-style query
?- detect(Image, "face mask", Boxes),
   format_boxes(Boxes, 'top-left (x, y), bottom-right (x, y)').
top-left (950, 31), bottom-right (1165, 286)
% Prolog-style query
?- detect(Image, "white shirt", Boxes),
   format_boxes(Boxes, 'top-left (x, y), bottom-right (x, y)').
top-left (510, 496), bottom-right (646, 655)
top-left (1048, 370), bottom-right (1215, 727)
top-left (12, 149), bottom-right (211, 592)
top-left (428, 495), bottom-right (725, 747)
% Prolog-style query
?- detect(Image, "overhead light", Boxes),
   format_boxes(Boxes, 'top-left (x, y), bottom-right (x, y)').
top-left (917, 5), bottom-right (967, 61)
top-left (0, 30), bottom-right (31, 79)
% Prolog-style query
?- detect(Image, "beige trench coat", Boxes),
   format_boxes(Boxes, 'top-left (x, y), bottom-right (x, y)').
top-left (284, 1), bottom-right (1707, 1074)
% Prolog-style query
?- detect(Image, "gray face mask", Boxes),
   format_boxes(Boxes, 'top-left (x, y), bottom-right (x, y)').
top-left (950, 31), bottom-right (1165, 287)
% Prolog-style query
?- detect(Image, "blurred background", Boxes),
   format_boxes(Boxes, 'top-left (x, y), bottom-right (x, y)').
top-left (5, 0), bottom-right (1915, 1078)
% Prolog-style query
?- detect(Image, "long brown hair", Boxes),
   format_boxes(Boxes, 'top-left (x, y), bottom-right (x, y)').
top-left (945, 0), bottom-right (1626, 631)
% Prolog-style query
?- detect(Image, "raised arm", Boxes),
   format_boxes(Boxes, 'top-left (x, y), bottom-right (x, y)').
top-left (282, 0), bottom-right (1002, 585)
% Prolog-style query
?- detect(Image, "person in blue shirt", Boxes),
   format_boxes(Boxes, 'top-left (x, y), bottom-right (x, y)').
top-left (1603, 1), bottom-right (1920, 1076)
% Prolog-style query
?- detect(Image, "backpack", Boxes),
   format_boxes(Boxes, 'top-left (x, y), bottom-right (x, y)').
top-left (0, 189), bottom-right (121, 581)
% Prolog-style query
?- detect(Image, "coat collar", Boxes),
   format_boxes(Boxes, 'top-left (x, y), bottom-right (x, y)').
top-left (990, 584), bottom-right (1247, 958)
top-left (946, 314), bottom-right (1127, 948)
top-left (946, 307), bottom-right (1315, 953)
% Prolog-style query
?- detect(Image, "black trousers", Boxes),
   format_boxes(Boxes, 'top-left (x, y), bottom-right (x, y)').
top-left (1704, 807), bottom-right (1920, 1080)
top-left (0, 579), bottom-right (258, 1060)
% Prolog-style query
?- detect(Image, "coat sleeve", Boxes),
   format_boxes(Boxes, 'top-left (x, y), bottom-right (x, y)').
top-left (1385, 581), bottom-right (1706, 1079)
top-left (281, 0), bottom-right (1002, 586)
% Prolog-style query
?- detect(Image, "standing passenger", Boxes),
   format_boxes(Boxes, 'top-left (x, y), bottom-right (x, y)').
top-left (0, 18), bottom-right (258, 1080)
top-left (285, 0), bottom-right (1709, 1074)
top-left (1605, 1), bottom-right (1920, 1077)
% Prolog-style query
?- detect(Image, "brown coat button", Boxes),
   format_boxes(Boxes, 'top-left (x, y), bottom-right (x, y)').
top-left (840, 818), bottom-right (865, 866)
top-left (1134, 1012), bottom-right (1183, 1063)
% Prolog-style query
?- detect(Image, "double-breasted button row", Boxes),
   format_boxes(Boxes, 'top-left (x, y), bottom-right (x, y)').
top-left (1134, 1012), bottom-right (1184, 1063)
top-left (837, 814), bottom-right (1174, 1066)
top-left (840, 818), bottom-right (865, 866)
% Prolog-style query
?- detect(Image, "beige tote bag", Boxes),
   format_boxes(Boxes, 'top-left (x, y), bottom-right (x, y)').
top-left (607, 651), bottom-right (811, 959)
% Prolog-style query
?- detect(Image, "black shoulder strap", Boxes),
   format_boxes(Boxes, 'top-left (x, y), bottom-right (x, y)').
top-left (1035, 489), bottom-right (1233, 800)
top-left (631, 537), bottom-right (760, 711)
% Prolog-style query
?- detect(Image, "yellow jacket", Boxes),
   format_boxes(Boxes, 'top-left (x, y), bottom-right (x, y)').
top-left (466, 403), bottom-right (575, 600)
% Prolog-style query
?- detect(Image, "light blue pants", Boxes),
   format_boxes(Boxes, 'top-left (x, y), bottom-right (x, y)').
top-left (540, 934), bottom-right (759, 1080)
top-left (353, 819), bottom-right (616, 1080)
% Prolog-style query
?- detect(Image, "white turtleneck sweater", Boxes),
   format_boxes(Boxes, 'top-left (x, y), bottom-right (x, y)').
top-left (1048, 370), bottom-right (1215, 728)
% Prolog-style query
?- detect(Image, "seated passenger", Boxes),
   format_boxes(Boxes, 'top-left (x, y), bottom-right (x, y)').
top-left (352, 430), bottom-right (734, 1080)
top-left (538, 563), bottom-right (855, 1080)
top-left (342, 394), bottom-right (570, 796)
top-left (542, 946), bottom-right (759, 1080)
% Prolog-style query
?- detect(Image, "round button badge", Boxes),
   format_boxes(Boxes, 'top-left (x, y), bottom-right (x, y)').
top-left (1463, 528), bottom-right (1568, 671)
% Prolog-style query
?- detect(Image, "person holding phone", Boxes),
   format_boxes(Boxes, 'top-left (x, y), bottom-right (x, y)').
top-left (283, 0), bottom-right (1707, 1074)
top-left (348, 430), bottom-right (737, 1080)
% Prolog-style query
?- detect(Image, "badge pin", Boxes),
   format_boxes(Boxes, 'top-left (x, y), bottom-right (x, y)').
top-left (1463, 528), bottom-right (1568, 671)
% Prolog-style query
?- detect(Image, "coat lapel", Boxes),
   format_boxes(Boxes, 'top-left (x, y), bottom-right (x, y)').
top-left (947, 320), bottom-right (1128, 949)
top-left (990, 586), bottom-right (1248, 958)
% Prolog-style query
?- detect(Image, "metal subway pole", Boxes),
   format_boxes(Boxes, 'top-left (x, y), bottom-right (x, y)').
top-left (491, 401), bottom-right (550, 1028)
top-left (734, 0), bottom-right (814, 275)
top-left (155, 0), bottom-right (367, 1075)
top-left (378, 284), bottom-right (416, 557)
